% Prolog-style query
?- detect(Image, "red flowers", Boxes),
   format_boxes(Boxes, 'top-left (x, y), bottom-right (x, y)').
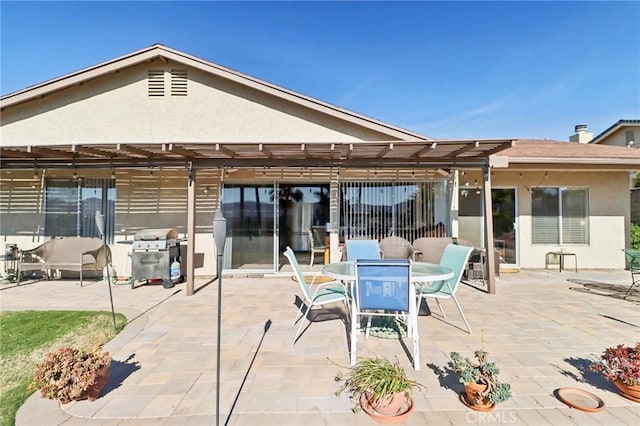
top-left (590, 342), bottom-right (640, 387)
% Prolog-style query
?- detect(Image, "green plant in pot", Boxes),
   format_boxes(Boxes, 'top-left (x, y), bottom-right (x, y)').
top-left (29, 346), bottom-right (112, 404)
top-left (335, 356), bottom-right (423, 419)
top-left (449, 350), bottom-right (512, 411)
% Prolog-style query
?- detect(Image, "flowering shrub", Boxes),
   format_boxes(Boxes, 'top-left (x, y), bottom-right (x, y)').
top-left (590, 342), bottom-right (640, 387)
top-left (29, 346), bottom-right (111, 402)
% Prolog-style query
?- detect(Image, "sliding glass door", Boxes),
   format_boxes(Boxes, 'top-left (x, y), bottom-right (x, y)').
top-left (458, 187), bottom-right (517, 265)
top-left (222, 185), bottom-right (275, 270)
top-left (222, 184), bottom-right (330, 271)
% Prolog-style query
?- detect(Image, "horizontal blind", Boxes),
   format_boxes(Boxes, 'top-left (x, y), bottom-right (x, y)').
top-left (531, 188), bottom-right (559, 244)
top-left (561, 188), bottom-right (589, 244)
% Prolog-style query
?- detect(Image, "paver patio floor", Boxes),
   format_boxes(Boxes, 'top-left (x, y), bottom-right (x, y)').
top-left (4, 268), bottom-right (639, 425)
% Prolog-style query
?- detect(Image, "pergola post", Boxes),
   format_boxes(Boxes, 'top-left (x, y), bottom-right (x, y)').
top-left (186, 164), bottom-right (196, 296)
top-left (482, 165), bottom-right (496, 294)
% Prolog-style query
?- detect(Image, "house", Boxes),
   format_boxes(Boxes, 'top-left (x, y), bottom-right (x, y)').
top-left (2, 44), bottom-right (639, 295)
top-left (570, 120), bottom-right (639, 217)
top-left (584, 120), bottom-right (640, 148)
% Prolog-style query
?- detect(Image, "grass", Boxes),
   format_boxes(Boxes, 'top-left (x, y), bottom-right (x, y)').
top-left (0, 310), bottom-right (127, 426)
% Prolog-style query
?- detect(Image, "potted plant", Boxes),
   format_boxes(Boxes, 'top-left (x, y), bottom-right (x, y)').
top-left (335, 356), bottom-right (423, 422)
top-left (589, 341), bottom-right (640, 401)
top-left (29, 346), bottom-right (112, 404)
top-left (449, 350), bottom-right (512, 411)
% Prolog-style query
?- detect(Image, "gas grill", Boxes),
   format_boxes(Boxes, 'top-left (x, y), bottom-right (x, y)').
top-left (131, 228), bottom-right (183, 289)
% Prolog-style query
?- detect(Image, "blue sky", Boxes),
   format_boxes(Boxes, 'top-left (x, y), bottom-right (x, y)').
top-left (2, 1), bottom-right (639, 141)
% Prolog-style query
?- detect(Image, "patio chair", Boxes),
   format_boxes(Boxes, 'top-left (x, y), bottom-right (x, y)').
top-left (623, 249), bottom-right (640, 293)
top-left (345, 239), bottom-right (381, 261)
top-left (412, 237), bottom-right (454, 264)
top-left (379, 236), bottom-right (414, 259)
top-left (283, 247), bottom-right (350, 345)
top-left (352, 259), bottom-right (420, 370)
top-left (307, 227), bottom-right (326, 267)
top-left (416, 243), bottom-right (474, 334)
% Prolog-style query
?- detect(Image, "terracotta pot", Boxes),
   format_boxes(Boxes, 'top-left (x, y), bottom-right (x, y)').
top-left (463, 381), bottom-right (495, 411)
top-left (360, 393), bottom-right (415, 424)
top-left (60, 366), bottom-right (110, 404)
top-left (366, 390), bottom-right (406, 416)
top-left (613, 379), bottom-right (640, 402)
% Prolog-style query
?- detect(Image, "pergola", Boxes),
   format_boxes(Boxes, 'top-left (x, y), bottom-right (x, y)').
top-left (1, 138), bottom-right (515, 294)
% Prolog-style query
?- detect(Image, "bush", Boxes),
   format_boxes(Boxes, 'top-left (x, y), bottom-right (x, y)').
top-left (29, 346), bottom-right (111, 402)
top-left (631, 223), bottom-right (640, 249)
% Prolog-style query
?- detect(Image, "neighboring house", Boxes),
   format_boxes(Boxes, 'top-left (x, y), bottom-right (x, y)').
top-left (2, 44), bottom-right (639, 295)
top-left (586, 120), bottom-right (640, 148)
top-left (571, 120), bottom-right (640, 216)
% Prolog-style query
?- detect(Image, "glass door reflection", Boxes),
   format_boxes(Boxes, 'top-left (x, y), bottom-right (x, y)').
top-left (222, 185), bottom-right (275, 270)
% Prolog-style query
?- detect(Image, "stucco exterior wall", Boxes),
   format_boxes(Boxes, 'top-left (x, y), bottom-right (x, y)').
top-left (1, 60), bottom-right (390, 147)
top-left (493, 170), bottom-right (629, 269)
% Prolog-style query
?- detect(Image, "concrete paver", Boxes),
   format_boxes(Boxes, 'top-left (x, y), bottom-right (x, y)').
top-left (3, 268), bottom-right (639, 425)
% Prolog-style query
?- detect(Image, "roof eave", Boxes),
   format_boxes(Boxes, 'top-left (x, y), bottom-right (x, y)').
top-left (506, 156), bottom-right (640, 170)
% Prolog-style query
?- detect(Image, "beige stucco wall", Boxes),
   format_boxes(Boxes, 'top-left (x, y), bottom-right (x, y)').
top-left (492, 170), bottom-right (630, 269)
top-left (1, 60), bottom-right (390, 146)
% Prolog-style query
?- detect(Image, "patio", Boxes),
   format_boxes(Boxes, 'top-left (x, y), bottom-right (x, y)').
top-left (5, 268), bottom-right (639, 425)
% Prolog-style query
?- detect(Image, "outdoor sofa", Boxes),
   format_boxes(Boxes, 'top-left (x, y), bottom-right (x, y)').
top-left (17, 237), bottom-right (110, 286)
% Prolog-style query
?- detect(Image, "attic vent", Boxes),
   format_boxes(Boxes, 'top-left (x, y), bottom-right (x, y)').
top-left (171, 69), bottom-right (188, 96)
top-left (148, 70), bottom-right (165, 97)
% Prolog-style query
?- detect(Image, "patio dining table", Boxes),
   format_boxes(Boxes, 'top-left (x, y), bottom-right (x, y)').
top-left (321, 260), bottom-right (453, 370)
top-left (321, 260), bottom-right (453, 285)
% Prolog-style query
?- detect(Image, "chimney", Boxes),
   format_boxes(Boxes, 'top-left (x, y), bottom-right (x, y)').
top-left (569, 124), bottom-right (593, 143)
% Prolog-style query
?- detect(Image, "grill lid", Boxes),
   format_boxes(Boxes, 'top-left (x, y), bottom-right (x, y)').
top-left (134, 228), bottom-right (179, 241)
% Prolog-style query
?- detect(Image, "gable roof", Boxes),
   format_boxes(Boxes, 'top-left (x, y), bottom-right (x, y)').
top-left (1, 45), bottom-right (638, 172)
top-left (589, 119), bottom-right (640, 144)
top-left (0, 43), bottom-right (429, 142)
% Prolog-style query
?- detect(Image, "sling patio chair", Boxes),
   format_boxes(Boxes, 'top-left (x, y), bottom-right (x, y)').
top-left (306, 227), bottom-right (327, 267)
top-left (345, 239), bottom-right (381, 261)
top-left (352, 259), bottom-right (420, 370)
top-left (283, 246), bottom-right (350, 345)
top-left (416, 243), bottom-right (474, 334)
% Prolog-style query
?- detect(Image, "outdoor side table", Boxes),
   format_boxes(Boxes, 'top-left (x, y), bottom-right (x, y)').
top-left (545, 251), bottom-right (577, 272)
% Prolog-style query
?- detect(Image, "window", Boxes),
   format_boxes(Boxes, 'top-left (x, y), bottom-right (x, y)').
top-left (531, 187), bottom-right (589, 244)
top-left (626, 129), bottom-right (635, 148)
top-left (44, 178), bottom-right (116, 243)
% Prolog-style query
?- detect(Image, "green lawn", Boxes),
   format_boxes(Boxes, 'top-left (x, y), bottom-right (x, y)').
top-left (0, 310), bottom-right (126, 426)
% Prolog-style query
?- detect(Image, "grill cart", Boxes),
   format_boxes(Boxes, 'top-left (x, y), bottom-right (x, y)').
top-left (131, 228), bottom-right (183, 289)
